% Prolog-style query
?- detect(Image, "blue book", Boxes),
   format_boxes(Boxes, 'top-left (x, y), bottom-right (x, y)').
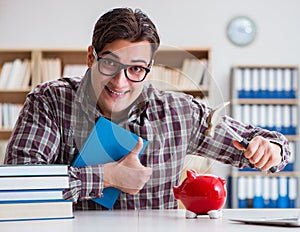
top-left (72, 116), bottom-right (148, 209)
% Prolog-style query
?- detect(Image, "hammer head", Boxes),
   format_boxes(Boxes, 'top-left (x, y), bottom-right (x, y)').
top-left (205, 101), bottom-right (230, 138)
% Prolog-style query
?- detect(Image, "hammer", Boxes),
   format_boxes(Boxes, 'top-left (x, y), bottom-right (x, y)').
top-left (206, 101), bottom-right (277, 173)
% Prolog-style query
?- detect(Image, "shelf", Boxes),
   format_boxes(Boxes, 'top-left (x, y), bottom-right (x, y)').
top-left (0, 129), bottom-right (13, 140)
top-left (231, 171), bottom-right (299, 178)
top-left (155, 47), bottom-right (210, 69)
top-left (0, 49), bottom-right (32, 66)
top-left (0, 89), bottom-right (29, 104)
top-left (286, 135), bottom-right (299, 141)
top-left (232, 65), bottom-right (298, 69)
top-left (229, 65), bottom-right (300, 209)
top-left (233, 98), bottom-right (298, 105)
top-left (152, 47), bottom-right (211, 99)
top-left (40, 49), bottom-right (87, 66)
top-left (181, 89), bottom-right (208, 98)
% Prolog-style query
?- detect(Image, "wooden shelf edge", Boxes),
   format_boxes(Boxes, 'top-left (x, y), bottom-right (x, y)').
top-left (232, 65), bottom-right (299, 69)
top-left (180, 89), bottom-right (208, 98)
top-left (286, 135), bottom-right (299, 141)
top-left (0, 129), bottom-right (12, 140)
top-left (0, 89), bottom-right (30, 104)
top-left (231, 171), bottom-right (299, 177)
top-left (233, 98), bottom-right (298, 105)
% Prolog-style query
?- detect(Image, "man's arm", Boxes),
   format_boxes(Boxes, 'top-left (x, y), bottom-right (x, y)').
top-left (4, 91), bottom-right (106, 202)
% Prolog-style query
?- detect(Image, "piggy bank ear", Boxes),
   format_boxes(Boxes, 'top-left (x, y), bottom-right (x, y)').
top-left (186, 169), bottom-right (197, 181)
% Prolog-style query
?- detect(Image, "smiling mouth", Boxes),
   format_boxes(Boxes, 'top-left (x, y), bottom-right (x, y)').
top-left (105, 86), bottom-right (130, 96)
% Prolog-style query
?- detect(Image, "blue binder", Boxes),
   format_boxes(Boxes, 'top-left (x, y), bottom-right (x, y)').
top-left (72, 116), bottom-right (148, 209)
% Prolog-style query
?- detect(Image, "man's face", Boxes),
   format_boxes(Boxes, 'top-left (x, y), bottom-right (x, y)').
top-left (90, 40), bottom-right (152, 119)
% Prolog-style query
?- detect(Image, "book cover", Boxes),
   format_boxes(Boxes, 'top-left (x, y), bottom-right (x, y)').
top-left (72, 116), bottom-right (148, 209)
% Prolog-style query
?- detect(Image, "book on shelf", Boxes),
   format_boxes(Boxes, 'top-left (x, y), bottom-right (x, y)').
top-left (41, 58), bottom-right (62, 82)
top-left (236, 176), bottom-right (297, 209)
top-left (72, 116), bottom-right (148, 209)
top-left (21, 59), bottom-right (31, 88)
top-left (149, 58), bottom-right (208, 91)
top-left (181, 58), bottom-right (208, 88)
top-left (233, 104), bottom-right (297, 136)
top-left (0, 103), bottom-right (23, 129)
top-left (63, 64), bottom-right (87, 77)
top-left (0, 59), bottom-right (32, 89)
top-left (0, 200), bottom-right (74, 222)
top-left (233, 67), bottom-right (298, 99)
top-left (0, 62), bottom-right (12, 88)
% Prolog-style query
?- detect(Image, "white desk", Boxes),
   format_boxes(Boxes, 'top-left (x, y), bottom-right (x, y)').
top-left (1, 209), bottom-right (300, 232)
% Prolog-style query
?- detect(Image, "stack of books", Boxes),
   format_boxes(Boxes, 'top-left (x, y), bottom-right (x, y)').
top-left (0, 164), bottom-right (73, 222)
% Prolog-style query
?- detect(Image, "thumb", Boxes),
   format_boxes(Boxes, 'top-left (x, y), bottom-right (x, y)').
top-left (233, 140), bottom-right (246, 151)
top-left (128, 137), bottom-right (144, 158)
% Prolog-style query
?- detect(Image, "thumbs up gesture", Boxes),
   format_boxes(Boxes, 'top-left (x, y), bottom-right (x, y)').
top-left (103, 137), bottom-right (152, 195)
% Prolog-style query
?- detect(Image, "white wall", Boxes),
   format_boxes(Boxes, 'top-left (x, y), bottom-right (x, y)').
top-left (1, 0), bottom-right (299, 175)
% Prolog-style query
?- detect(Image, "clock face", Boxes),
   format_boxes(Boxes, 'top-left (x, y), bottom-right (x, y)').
top-left (226, 16), bottom-right (256, 46)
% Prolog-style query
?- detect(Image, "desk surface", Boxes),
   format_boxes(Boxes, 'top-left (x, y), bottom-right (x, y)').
top-left (1, 209), bottom-right (300, 232)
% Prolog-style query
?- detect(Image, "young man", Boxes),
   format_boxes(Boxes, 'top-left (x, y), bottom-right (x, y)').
top-left (5, 8), bottom-right (290, 210)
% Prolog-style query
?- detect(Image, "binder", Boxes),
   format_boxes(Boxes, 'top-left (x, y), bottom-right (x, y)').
top-left (253, 176), bottom-right (264, 208)
top-left (72, 116), bottom-right (148, 209)
top-left (234, 68), bottom-right (243, 98)
top-left (247, 177), bottom-right (254, 207)
top-left (237, 177), bottom-right (247, 208)
top-left (288, 177), bottom-right (297, 208)
top-left (278, 177), bottom-right (289, 208)
top-left (270, 177), bottom-right (278, 208)
top-left (283, 105), bottom-right (291, 135)
top-left (275, 68), bottom-right (284, 98)
top-left (243, 68), bottom-right (251, 98)
top-left (263, 177), bottom-right (271, 208)
top-left (268, 69), bottom-right (276, 98)
top-left (252, 68), bottom-right (259, 98)
top-left (259, 68), bottom-right (268, 98)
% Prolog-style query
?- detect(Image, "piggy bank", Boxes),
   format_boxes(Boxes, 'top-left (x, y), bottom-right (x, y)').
top-left (173, 169), bottom-right (226, 219)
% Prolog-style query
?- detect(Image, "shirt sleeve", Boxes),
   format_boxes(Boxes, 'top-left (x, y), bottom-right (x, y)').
top-left (63, 165), bottom-right (104, 201)
top-left (187, 100), bottom-right (291, 171)
top-left (4, 89), bottom-right (105, 202)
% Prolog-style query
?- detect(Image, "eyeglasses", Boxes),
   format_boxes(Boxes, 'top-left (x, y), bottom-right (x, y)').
top-left (93, 49), bottom-right (151, 82)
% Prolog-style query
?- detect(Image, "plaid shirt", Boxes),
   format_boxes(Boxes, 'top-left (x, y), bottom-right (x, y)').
top-left (5, 69), bottom-right (290, 210)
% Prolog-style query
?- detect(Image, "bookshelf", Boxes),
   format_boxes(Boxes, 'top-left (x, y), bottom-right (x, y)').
top-left (152, 47), bottom-right (211, 98)
top-left (229, 65), bottom-right (299, 209)
top-left (0, 47), bottom-right (211, 141)
top-left (0, 49), bottom-right (34, 140)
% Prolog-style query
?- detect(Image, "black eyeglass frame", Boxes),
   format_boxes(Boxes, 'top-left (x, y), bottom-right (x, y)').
top-left (93, 48), bottom-right (152, 83)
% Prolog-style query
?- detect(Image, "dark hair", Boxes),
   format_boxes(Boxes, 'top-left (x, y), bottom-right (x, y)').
top-left (92, 8), bottom-right (160, 58)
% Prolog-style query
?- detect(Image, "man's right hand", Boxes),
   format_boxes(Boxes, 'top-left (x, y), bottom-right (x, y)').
top-left (103, 137), bottom-right (152, 195)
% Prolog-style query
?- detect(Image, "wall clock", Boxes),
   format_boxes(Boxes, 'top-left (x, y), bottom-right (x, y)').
top-left (226, 16), bottom-right (256, 46)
